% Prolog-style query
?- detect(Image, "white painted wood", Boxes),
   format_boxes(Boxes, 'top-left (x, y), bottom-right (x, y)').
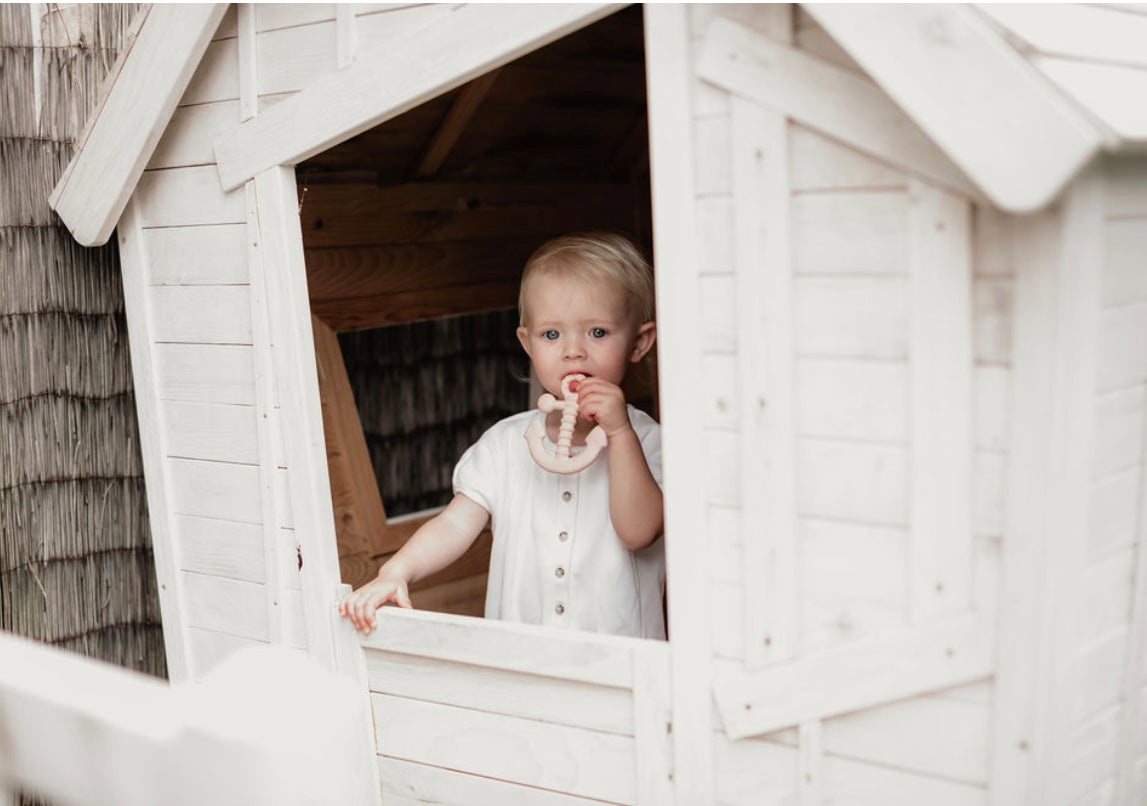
top-left (373, 694), bottom-right (637, 804)
top-left (797, 358), bottom-right (908, 443)
top-left (790, 124), bottom-right (907, 193)
top-left (168, 458), bottom-right (261, 524)
top-left (149, 101), bottom-right (240, 169)
top-left (1079, 549), bottom-right (1136, 651)
top-left (214, 4), bottom-right (615, 190)
top-left (974, 452), bottom-right (1007, 538)
top-left (908, 180), bottom-right (973, 623)
top-left (135, 166), bottom-right (246, 228)
top-left (633, 641), bottom-right (675, 805)
top-left (164, 400), bottom-right (258, 464)
top-left (974, 205), bottom-right (1016, 279)
top-left (237, 4), bottom-right (257, 122)
top-left (797, 439), bottom-right (908, 527)
top-left (181, 38), bottom-right (240, 106)
top-left (792, 191), bottom-right (908, 275)
top-left (714, 615), bottom-right (995, 740)
top-left (378, 756), bottom-right (607, 806)
top-left (646, 5), bottom-right (716, 801)
top-left (794, 276), bottom-right (908, 360)
top-left (176, 514), bottom-right (264, 583)
top-left (156, 343), bottom-right (254, 405)
top-left (1095, 302), bottom-right (1147, 393)
top-left (149, 285), bottom-right (253, 345)
top-left (805, 4), bottom-right (1101, 213)
top-left (360, 607), bottom-right (635, 688)
top-left (793, 5), bottom-right (865, 75)
top-left (975, 366), bottom-right (1011, 453)
top-left (820, 750), bottom-right (990, 806)
top-left (715, 732), bottom-right (798, 806)
top-left (1102, 219), bottom-right (1147, 308)
top-left (695, 16), bottom-right (985, 205)
top-left (701, 274), bottom-right (736, 354)
top-left (702, 353), bottom-right (737, 431)
top-left (974, 278), bottom-right (1015, 366)
top-left (182, 571), bottom-right (270, 640)
top-left (1088, 470), bottom-right (1142, 560)
top-left (49, 4), bottom-right (229, 246)
top-left (364, 650), bottom-right (634, 735)
top-left (256, 19), bottom-right (338, 97)
top-left (186, 627), bottom-right (268, 679)
top-left (798, 720), bottom-right (822, 806)
top-left (251, 167), bottom-right (341, 667)
top-left (693, 114), bottom-right (733, 197)
top-left (977, 3), bottom-right (1147, 70)
top-left (115, 200), bottom-right (190, 681)
top-left (704, 429), bottom-right (741, 508)
top-left (1092, 387), bottom-right (1146, 481)
top-left (336, 4), bottom-right (356, 69)
top-left (143, 224), bottom-right (249, 285)
top-left (1038, 58), bottom-right (1147, 146)
top-left (1067, 706), bottom-right (1124, 804)
top-left (696, 196), bottom-right (733, 275)
top-left (1105, 155), bottom-right (1147, 217)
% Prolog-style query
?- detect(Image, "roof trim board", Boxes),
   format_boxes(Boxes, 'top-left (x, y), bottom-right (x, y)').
top-left (804, 4), bottom-right (1102, 213)
top-left (976, 3), bottom-right (1147, 70)
top-left (48, 4), bottom-right (229, 247)
top-left (212, 3), bottom-right (615, 192)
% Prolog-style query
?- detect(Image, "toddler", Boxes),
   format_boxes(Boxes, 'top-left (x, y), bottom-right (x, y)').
top-left (338, 232), bottom-right (665, 639)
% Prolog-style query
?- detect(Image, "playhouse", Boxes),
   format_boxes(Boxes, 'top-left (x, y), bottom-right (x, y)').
top-left (35, 3), bottom-right (1147, 804)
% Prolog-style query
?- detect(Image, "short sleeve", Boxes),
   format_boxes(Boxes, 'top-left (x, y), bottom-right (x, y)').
top-left (633, 409), bottom-right (664, 489)
top-left (452, 431), bottom-right (498, 513)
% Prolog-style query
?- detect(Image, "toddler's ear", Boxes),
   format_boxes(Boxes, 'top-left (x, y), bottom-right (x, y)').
top-left (516, 326), bottom-right (531, 355)
top-left (630, 321), bottom-right (656, 362)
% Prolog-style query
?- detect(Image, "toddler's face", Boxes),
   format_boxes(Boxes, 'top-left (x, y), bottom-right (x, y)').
top-left (516, 272), bottom-right (640, 397)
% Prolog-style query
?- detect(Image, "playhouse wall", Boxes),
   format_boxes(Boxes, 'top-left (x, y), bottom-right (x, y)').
top-left (683, 7), bottom-right (1002, 803)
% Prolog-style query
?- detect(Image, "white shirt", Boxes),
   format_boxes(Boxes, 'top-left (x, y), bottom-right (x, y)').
top-left (453, 406), bottom-right (666, 639)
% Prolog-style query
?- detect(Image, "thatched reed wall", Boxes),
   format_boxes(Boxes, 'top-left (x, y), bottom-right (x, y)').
top-left (0, 3), bottom-right (165, 678)
top-left (340, 309), bottom-right (530, 516)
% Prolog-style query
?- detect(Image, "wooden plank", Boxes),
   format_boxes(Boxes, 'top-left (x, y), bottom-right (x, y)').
top-left (976, 3), bottom-right (1147, 69)
top-left (796, 358), bottom-right (908, 443)
top-left (1092, 387), bottom-right (1146, 481)
top-left (974, 452), bottom-right (1007, 538)
top-left (633, 641), bottom-right (674, 805)
top-left (975, 366), bottom-right (1011, 453)
top-left (256, 19), bottom-right (337, 97)
top-left (49, 4), bottom-right (229, 246)
top-left (164, 400), bottom-right (258, 464)
top-left (1066, 706), bottom-right (1123, 805)
top-left (168, 458), bottom-right (262, 524)
top-left (974, 278), bottom-right (1015, 366)
top-left (1088, 470), bottom-right (1142, 559)
top-left (415, 68), bottom-right (502, 177)
top-left (360, 607), bottom-right (635, 688)
top-left (1095, 303), bottom-right (1147, 393)
top-left (175, 514), bottom-right (264, 583)
top-left (908, 180), bottom-right (973, 623)
top-left (1102, 219), bottom-right (1147, 308)
top-left (149, 285), bottom-right (253, 345)
top-left (214, 4), bottom-right (616, 190)
top-left (792, 191), bottom-right (908, 275)
top-left (790, 123), bottom-right (907, 193)
top-left (794, 276), bottom-right (908, 360)
top-left (645, 4), bottom-right (716, 803)
top-left (804, 4), bottom-right (1101, 213)
top-left (378, 756), bottom-right (609, 806)
top-left (701, 274), bottom-right (736, 354)
top-left (1036, 58), bottom-right (1147, 145)
top-left (365, 650), bottom-right (633, 735)
top-left (373, 694), bottom-right (636, 805)
top-left (236, 3), bottom-right (257, 123)
top-left (114, 200), bottom-right (190, 681)
top-left (714, 614), bottom-right (995, 740)
top-left (181, 571), bottom-right (269, 640)
top-left (186, 627), bottom-right (269, 680)
top-left (149, 101), bottom-right (240, 169)
top-left (1079, 549), bottom-right (1136, 649)
top-left (310, 278), bottom-right (519, 331)
top-left (155, 343), bottom-right (255, 405)
top-left (135, 166), bottom-right (246, 228)
top-left (797, 439), bottom-right (908, 527)
top-left (798, 720), bottom-right (822, 806)
top-left (182, 38), bottom-right (239, 106)
top-left (695, 16), bottom-right (985, 205)
top-left (144, 224), bottom-right (249, 285)
top-left (714, 732), bottom-right (798, 806)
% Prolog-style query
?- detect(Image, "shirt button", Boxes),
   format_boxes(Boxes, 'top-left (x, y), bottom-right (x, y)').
top-left (555, 566), bottom-right (565, 578)
top-left (561, 491), bottom-right (572, 502)
top-left (555, 603), bottom-right (565, 615)
top-left (558, 530), bottom-right (568, 541)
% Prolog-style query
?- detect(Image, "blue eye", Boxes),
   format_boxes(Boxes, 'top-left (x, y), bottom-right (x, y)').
top-left (589, 327), bottom-right (607, 338)
top-left (542, 330), bottom-right (559, 340)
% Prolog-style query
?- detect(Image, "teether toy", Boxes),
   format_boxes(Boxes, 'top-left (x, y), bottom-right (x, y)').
top-left (524, 373), bottom-right (607, 474)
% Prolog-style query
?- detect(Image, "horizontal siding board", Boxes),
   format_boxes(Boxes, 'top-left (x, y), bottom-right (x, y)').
top-left (791, 191), bottom-right (907, 275)
top-left (372, 694), bottom-right (636, 804)
top-left (144, 224), bottom-right (249, 285)
top-left (156, 343), bottom-right (255, 405)
top-left (790, 124), bottom-right (907, 192)
top-left (257, 20), bottom-right (338, 96)
top-left (797, 439), bottom-right (908, 526)
top-left (180, 37), bottom-right (240, 105)
top-left (149, 101), bottom-right (240, 169)
top-left (796, 358), bottom-right (908, 442)
top-left (700, 274), bottom-right (736, 354)
top-left (186, 627), bottom-right (269, 680)
top-left (973, 278), bottom-right (1014, 365)
top-left (168, 457), bottom-right (262, 523)
top-left (1087, 469), bottom-right (1142, 558)
top-left (181, 571), bottom-right (270, 640)
top-left (377, 756), bottom-right (608, 806)
top-left (973, 451), bottom-right (1006, 537)
top-left (1092, 386), bottom-right (1146, 480)
top-left (175, 514), bottom-right (265, 582)
top-left (794, 276), bottom-right (907, 359)
top-left (974, 365), bottom-right (1010, 452)
top-left (149, 285), bottom-right (253, 344)
top-left (135, 166), bottom-right (246, 228)
top-left (1079, 547), bottom-right (1136, 648)
top-left (1102, 218), bottom-right (1147, 307)
top-left (1095, 302), bottom-right (1147, 392)
top-left (1073, 632), bottom-right (1130, 727)
top-left (164, 400), bottom-right (259, 464)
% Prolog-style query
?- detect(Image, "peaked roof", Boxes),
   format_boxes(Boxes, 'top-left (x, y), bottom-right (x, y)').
top-left (51, 3), bottom-right (1145, 245)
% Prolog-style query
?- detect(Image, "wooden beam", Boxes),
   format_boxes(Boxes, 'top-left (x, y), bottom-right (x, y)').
top-left (310, 279), bottom-right (520, 332)
top-left (214, 4), bottom-right (617, 191)
top-left (713, 615), bottom-right (995, 740)
top-left (49, 4), bottom-right (228, 246)
top-left (802, 4), bottom-right (1101, 212)
top-left (414, 68), bottom-right (502, 178)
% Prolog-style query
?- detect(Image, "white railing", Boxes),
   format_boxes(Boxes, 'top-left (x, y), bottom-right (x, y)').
top-left (0, 631), bottom-right (378, 806)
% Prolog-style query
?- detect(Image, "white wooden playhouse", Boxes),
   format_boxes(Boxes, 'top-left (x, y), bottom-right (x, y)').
top-left (34, 3), bottom-right (1147, 804)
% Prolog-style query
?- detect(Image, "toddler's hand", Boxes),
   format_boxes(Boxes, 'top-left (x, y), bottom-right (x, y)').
top-left (337, 571), bottom-right (412, 633)
top-left (575, 377), bottom-right (631, 439)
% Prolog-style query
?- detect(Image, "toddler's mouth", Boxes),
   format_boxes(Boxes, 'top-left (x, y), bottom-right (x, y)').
top-left (562, 372), bottom-right (590, 394)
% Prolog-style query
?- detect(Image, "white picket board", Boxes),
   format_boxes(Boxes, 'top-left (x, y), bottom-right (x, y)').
top-left (168, 457), bottom-right (262, 524)
top-left (794, 276), bottom-right (908, 360)
top-left (695, 16), bottom-right (984, 204)
top-left (176, 514), bottom-right (265, 583)
top-left (1092, 387), bottom-right (1146, 480)
top-left (790, 124), bottom-right (907, 193)
top-left (973, 278), bottom-right (1015, 366)
top-left (976, 3), bottom-right (1147, 69)
top-left (372, 694), bottom-right (637, 805)
top-left (149, 285), bottom-right (253, 345)
top-left (797, 439), bottom-right (908, 527)
top-left (1036, 58), bottom-right (1147, 145)
top-left (974, 365), bottom-right (1010, 453)
top-left (144, 224), bottom-right (249, 285)
top-left (805, 4), bottom-right (1100, 213)
top-left (182, 572), bottom-right (271, 640)
top-left (1095, 302), bottom-right (1147, 392)
top-left (796, 358), bottom-right (908, 442)
top-left (215, 4), bottom-right (615, 190)
top-left (135, 166), bottom-right (246, 228)
top-left (1102, 219), bottom-right (1147, 307)
top-left (364, 651), bottom-right (634, 735)
top-left (792, 191), bottom-right (908, 275)
top-left (149, 101), bottom-right (240, 169)
top-left (377, 756), bottom-right (607, 806)
top-left (1088, 469), bottom-right (1142, 559)
top-left (156, 343), bottom-right (255, 405)
top-left (181, 38), bottom-right (240, 106)
top-left (164, 400), bottom-right (258, 465)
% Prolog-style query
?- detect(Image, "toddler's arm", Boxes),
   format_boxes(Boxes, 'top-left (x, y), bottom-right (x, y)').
top-left (338, 493), bottom-right (489, 632)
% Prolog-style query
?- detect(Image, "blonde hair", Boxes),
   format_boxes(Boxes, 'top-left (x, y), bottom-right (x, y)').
top-left (518, 232), bottom-right (655, 327)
